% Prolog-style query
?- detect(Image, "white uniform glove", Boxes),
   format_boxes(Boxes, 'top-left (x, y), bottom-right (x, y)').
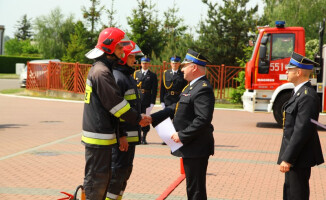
top-left (161, 102), bottom-right (165, 109)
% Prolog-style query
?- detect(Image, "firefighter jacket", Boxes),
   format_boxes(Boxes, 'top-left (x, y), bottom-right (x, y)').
top-left (113, 64), bottom-right (141, 145)
top-left (82, 58), bottom-right (141, 148)
top-left (133, 69), bottom-right (158, 107)
top-left (151, 76), bottom-right (215, 158)
top-left (160, 69), bottom-right (188, 106)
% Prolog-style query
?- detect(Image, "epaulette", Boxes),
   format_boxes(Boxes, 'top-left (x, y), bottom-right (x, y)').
top-left (202, 81), bottom-right (207, 87)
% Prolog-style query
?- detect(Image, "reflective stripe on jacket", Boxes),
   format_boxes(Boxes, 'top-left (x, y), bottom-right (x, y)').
top-left (82, 60), bottom-right (141, 148)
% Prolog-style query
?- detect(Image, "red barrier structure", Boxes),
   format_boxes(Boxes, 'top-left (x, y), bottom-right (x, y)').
top-left (26, 61), bottom-right (243, 100)
top-left (156, 158), bottom-right (186, 200)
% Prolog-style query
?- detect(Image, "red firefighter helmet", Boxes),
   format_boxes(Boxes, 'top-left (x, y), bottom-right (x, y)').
top-left (119, 41), bottom-right (144, 65)
top-left (85, 27), bottom-right (131, 59)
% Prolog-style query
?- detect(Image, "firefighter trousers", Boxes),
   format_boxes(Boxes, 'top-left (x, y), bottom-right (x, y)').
top-left (106, 145), bottom-right (136, 200)
top-left (83, 146), bottom-right (113, 200)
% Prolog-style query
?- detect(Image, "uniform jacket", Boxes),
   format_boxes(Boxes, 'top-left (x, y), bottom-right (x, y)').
top-left (152, 76), bottom-right (215, 158)
top-left (82, 58), bottom-right (141, 148)
top-left (277, 81), bottom-right (324, 167)
top-left (160, 69), bottom-right (188, 106)
top-left (113, 65), bottom-right (141, 145)
top-left (133, 69), bottom-right (158, 107)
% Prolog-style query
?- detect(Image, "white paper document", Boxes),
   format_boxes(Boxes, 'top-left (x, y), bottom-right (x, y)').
top-left (154, 117), bottom-right (183, 152)
top-left (311, 119), bottom-right (326, 129)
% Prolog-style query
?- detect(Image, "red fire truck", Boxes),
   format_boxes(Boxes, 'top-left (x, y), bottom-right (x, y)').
top-left (242, 21), bottom-right (325, 125)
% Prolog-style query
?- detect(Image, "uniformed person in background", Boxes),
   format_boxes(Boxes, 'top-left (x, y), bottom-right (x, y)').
top-left (160, 56), bottom-right (188, 109)
top-left (151, 49), bottom-right (215, 200)
top-left (133, 56), bottom-right (158, 144)
top-left (106, 42), bottom-right (144, 200)
top-left (278, 52), bottom-right (324, 200)
top-left (160, 56), bottom-right (187, 145)
top-left (82, 28), bottom-right (150, 200)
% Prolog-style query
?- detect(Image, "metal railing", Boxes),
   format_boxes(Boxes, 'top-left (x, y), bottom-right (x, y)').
top-left (26, 61), bottom-right (244, 100)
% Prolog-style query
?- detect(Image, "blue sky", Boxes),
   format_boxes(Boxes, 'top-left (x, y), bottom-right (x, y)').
top-left (0, 0), bottom-right (263, 38)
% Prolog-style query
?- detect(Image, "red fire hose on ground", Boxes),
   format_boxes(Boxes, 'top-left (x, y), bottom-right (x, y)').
top-left (59, 158), bottom-right (185, 200)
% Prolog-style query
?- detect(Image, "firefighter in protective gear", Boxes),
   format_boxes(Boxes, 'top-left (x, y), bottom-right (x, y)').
top-left (106, 42), bottom-right (144, 200)
top-left (133, 56), bottom-right (158, 144)
top-left (82, 27), bottom-right (149, 200)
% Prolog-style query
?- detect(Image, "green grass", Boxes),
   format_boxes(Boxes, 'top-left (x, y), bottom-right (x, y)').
top-left (215, 103), bottom-right (243, 109)
top-left (0, 88), bottom-right (25, 94)
top-left (0, 73), bottom-right (19, 79)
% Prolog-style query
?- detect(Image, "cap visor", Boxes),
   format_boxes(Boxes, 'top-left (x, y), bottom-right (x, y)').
top-left (85, 48), bottom-right (105, 59)
top-left (181, 60), bottom-right (192, 66)
top-left (285, 63), bottom-right (297, 69)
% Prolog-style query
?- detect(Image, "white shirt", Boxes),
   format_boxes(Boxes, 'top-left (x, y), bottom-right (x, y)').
top-left (141, 69), bottom-right (148, 75)
top-left (172, 70), bottom-right (178, 74)
top-left (190, 75), bottom-right (205, 86)
top-left (294, 81), bottom-right (309, 95)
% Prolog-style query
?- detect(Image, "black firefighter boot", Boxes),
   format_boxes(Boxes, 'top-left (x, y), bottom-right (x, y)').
top-left (142, 132), bottom-right (148, 144)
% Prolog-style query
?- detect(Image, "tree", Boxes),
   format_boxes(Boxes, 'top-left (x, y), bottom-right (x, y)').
top-left (82, 0), bottom-right (105, 34)
top-left (62, 21), bottom-right (91, 64)
top-left (127, 0), bottom-right (165, 58)
top-left (4, 38), bottom-right (39, 56)
top-left (34, 8), bottom-right (75, 59)
top-left (106, 0), bottom-right (119, 27)
top-left (157, 1), bottom-right (189, 62)
top-left (14, 14), bottom-right (33, 40)
top-left (198, 0), bottom-right (259, 65)
top-left (263, 0), bottom-right (326, 41)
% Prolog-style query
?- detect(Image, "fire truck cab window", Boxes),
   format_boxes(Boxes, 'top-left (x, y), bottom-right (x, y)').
top-left (271, 34), bottom-right (295, 60)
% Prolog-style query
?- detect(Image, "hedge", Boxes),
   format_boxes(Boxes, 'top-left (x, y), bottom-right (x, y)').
top-left (0, 55), bottom-right (42, 73)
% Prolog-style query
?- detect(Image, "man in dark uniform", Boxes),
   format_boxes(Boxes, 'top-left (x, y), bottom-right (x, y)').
top-left (160, 56), bottom-right (187, 145)
top-left (151, 49), bottom-right (215, 200)
top-left (160, 56), bottom-right (188, 109)
top-left (278, 52), bottom-right (324, 200)
top-left (106, 42), bottom-right (144, 200)
top-left (133, 56), bottom-right (158, 144)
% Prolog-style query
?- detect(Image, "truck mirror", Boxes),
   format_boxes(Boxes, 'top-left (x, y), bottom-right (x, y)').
top-left (261, 35), bottom-right (269, 45)
top-left (249, 40), bottom-right (254, 47)
top-left (259, 45), bottom-right (267, 59)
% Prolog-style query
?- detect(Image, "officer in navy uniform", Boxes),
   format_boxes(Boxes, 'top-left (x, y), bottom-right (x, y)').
top-left (151, 49), bottom-right (215, 200)
top-left (278, 52), bottom-right (324, 200)
top-left (160, 56), bottom-right (188, 108)
top-left (133, 56), bottom-right (158, 144)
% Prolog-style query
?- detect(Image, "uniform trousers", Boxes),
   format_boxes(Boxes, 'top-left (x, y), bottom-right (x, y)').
top-left (183, 156), bottom-right (209, 200)
top-left (107, 145), bottom-right (135, 199)
top-left (84, 146), bottom-right (112, 200)
top-left (283, 167), bottom-right (311, 200)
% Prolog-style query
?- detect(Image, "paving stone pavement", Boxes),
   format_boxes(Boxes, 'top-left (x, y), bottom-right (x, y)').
top-left (0, 94), bottom-right (326, 200)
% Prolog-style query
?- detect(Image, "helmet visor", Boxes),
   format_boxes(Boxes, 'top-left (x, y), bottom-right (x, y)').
top-left (118, 35), bottom-right (134, 53)
top-left (118, 34), bottom-right (133, 47)
top-left (130, 44), bottom-right (144, 56)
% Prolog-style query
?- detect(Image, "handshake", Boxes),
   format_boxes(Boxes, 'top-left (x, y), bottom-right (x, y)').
top-left (139, 114), bottom-right (152, 127)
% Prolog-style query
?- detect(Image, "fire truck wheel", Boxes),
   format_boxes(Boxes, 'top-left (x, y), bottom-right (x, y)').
top-left (273, 91), bottom-right (292, 127)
